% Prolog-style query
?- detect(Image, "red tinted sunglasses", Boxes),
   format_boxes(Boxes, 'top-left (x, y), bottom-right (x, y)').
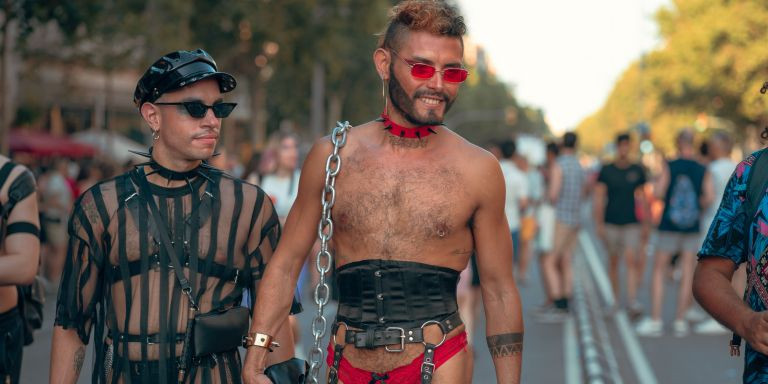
top-left (391, 51), bottom-right (469, 83)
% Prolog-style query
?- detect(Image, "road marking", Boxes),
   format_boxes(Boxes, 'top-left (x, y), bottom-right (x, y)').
top-left (578, 231), bottom-right (615, 307)
top-left (565, 316), bottom-right (584, 384)
top-left (575, 252), bottom-right (624, 384)
top-left (579, 230), bottom-right (659, 384)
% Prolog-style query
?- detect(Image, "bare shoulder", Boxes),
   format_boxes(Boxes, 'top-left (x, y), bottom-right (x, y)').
top-left (441, 130), bottom-right (502, 179)
top-left (309, 120), bottom-right (380, 159)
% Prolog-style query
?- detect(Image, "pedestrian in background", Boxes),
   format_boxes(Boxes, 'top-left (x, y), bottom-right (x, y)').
top-left (594, 133), bottom-right (650, 317)
top-left (535, 141), bottom-right (559, 311)
top-left (636, 129), bottom-right (712, 337)
top-left (517, 153), bottom-right (543, 286)
top-left (500, 139), bottom-right (529, 279)
top-left (260, 130), bottom-right (301, 225)
top-left (539, 132), bottom-right (585, 320)
top-left (38, 158), bottom-right (73, 287)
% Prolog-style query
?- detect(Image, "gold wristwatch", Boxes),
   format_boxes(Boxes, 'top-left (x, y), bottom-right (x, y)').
top-left (243, 332), bottom-right (280, 352)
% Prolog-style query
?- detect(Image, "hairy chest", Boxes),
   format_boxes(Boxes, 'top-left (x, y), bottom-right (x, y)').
top-left (332, 153), bottom-right (473, 258)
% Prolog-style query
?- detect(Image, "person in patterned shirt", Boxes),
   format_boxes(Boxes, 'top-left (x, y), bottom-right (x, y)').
top-left (695, 145), bottom-right (768, 383)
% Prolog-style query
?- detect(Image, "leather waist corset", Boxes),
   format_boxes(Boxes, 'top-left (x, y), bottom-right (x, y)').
top-left (335, 259), bottom-right (460, 329)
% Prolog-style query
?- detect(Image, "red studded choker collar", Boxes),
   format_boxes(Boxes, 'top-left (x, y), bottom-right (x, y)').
top-left (378, 113), bottom-right (438, 139)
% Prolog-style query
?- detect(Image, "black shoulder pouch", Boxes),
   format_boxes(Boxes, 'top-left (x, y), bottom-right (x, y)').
top-left (193, 305), bottom-right (249, 357)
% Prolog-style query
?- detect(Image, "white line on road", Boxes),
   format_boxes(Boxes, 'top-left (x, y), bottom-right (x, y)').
top-left (578, 231), bottom-right (615, 308)
top-left (579, 230), bottom-right (659, 384)
top-left (565, 316), bottom-right (584, 384)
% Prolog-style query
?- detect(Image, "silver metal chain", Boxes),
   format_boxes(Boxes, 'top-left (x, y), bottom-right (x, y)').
top-left (307, 121), bottom-right (350, 384)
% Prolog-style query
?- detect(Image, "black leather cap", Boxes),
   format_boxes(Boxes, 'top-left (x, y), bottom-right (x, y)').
top-left (133, 49), bottom-right (236, 107)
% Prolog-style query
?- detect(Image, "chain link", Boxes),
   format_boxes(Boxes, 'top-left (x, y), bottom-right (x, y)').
top-left (307, 121), bottom-right (350, 384)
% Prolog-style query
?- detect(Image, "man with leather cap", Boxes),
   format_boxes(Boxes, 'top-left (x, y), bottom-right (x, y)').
top-left (244, 2), bottom-right (524, 383)
top-left (49, 49), bottom-right (303, 384)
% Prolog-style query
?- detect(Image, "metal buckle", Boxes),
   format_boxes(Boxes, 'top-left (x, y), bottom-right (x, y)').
top-left (332, 322), bottom-right (349, 346)
top-left (421, 361), bottom-right (436, 374)
top-left (420, 320), bottom-right (447, 348)
top-left (385, 327), bottom-right (406, 352)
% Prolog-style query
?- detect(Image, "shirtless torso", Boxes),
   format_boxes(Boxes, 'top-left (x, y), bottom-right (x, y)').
top-left (326, 122), bottom-right (487, 379)
top-left (246, 6), bottom-right (523, 382)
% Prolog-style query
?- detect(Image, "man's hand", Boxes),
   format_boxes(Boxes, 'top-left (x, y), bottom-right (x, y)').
top-left (741, 312), bottom-right (768, 355)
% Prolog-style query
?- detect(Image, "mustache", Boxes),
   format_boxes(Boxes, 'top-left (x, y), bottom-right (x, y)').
top-left (413, 89), bottom-right (450, 102)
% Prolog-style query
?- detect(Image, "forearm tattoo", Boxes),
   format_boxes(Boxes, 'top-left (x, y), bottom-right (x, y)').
top-left (486, 332), bottom-right (523, 358)
top-left (74, 346), bottom-right (86, 376)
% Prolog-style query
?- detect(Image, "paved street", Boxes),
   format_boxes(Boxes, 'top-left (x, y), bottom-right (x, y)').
top-left (20, 228), bottom-right (742, 383)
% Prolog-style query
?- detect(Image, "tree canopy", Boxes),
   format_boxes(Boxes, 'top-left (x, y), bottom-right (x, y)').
top-left (4, 0), bottom-right (547, 151)
top-left (576, 0), bottom-right (768, 154)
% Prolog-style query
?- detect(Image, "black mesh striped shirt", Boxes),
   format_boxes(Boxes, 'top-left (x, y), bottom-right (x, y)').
top-left (54, 165), bottom-right (294, 384)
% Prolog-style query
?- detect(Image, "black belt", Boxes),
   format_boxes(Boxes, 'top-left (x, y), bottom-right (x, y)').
top-left (108, 331), bottom-right (186, 345)
top-left (334, 311), bottom-right (462, 350)
top-left (109, 253), bottom-right (242, 285)
top-left (329, 312), bottom-right (462, 384)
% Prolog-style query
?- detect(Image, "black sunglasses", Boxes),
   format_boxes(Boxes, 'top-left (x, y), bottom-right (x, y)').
top-left (154, 101), bottom-right (237, 118)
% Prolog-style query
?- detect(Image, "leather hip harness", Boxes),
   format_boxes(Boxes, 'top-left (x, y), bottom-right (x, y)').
top-left (330, 259), bottom-right (463, 384)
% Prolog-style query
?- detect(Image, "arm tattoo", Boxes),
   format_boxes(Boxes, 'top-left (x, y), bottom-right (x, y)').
top-left (486, 332), bottom-right (523, 358)
top-left (74, 346), bottom-right (86, 376)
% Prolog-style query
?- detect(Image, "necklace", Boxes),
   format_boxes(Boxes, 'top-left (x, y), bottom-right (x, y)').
top-left (148, 160), bottom-right (202, 181)
top-left (130, 148), bottom-right (219, 190)
top-left (378, 113), bottom-right (438, 139)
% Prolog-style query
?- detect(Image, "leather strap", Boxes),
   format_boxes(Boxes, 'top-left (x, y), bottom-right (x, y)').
top-left (132, 168), bottom-right (195, 304)
top-left (420, 342), bottom-right (437, 384)
top-left (109, 331), bottom-right (186, 344)
top-left (0, 163), bottom-right (15, 192)
top-left (6, 222), bottom-right (39, 237)
top-left (341, 312), bottom-right (462, 349)
top-left (131, 168), bottom-right (205, 383)
top-left (108, 252), bottom-right (241, 285)
top-left (327, 344), bottom-right (344, 384)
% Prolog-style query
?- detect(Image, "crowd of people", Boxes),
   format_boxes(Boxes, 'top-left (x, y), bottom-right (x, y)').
top-left (462, 128), bottom-right (744, 340)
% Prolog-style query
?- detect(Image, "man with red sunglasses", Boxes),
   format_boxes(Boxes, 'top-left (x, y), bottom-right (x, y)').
top-left (244, 1), bottom-right (523, 383)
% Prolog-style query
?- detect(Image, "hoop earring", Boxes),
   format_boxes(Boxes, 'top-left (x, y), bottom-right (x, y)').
top-left (381, 79), bottom-right (390, 116)
top-left (152, 130), bottom-right (160, 141)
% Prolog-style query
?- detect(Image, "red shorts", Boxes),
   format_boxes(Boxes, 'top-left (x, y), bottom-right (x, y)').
top-left (326, 331), bottom-right (468, 383)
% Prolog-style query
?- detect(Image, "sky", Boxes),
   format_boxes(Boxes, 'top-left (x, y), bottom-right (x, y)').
top-left (457, 0), bottom-right (671, 135)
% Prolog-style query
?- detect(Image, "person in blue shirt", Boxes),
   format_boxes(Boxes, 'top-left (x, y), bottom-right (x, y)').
top-left (695, 147), bottom-right (768, 383)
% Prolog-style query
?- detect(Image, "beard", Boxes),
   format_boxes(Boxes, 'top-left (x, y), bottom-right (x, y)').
top-left (387, 65), bottom-right (454, 126)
